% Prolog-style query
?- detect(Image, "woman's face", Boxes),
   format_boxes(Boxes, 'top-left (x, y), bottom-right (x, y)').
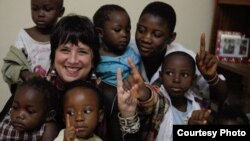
top-left (54, 42), bottom-right (93, 83)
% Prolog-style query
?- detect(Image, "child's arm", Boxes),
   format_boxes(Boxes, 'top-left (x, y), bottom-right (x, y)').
top-left (1, 46), bottom-right (31, 86)
top-left (41, 122), bottom-right (59, 141)
top-left (196, 33), bottom-right (228, 102)
top-left (188, 109), bottom-right (211, 125)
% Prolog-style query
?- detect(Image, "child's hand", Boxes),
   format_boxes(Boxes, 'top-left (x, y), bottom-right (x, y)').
top-left (123, 57), bottom-right (151, 101)
top-left (64, 114), bottom-right (75, 141)
top-left (117, 68), bottom-right (138, 118)
top-left (196, 33), bottom-right (218, 80)
top-left (188, 109), bottom-right (211, 125)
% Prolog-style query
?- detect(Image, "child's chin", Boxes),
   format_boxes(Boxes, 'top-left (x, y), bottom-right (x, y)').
top-left (76, 132), bottom-right (93, 140)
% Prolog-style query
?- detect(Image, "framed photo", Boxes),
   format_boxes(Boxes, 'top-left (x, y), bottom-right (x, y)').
top-left (215, 30), bottom-right (250, 64)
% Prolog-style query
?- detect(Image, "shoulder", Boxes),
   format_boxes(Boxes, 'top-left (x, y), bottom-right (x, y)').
top-left (42, 122), bottom-right (59, 141)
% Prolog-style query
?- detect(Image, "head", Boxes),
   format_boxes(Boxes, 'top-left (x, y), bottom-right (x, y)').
top-left (160, 51), bottom-right (196, 98)
top-left (63, 80), bottom-right (104, 139)
top-left (213, 104), bottom-right (249, 125)
top-left (136, 1), bottom-right (176, 58)
top-left (10, 77), bottom-right (57, 132)
top-left (31, 0), bottom-right (65, 30)
top-left (93, 4), bottom-right (131, 55)
top-left (50, 14), bottom-right (100, 83)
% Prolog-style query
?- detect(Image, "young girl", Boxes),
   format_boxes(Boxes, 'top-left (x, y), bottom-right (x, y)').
top-left (54, 80), bottom-right (104, 141)
top-left (2, 0), bottom-right (65, 90)
top-left (0, 77), bottom-right (58, 141)
top-left (93, 4), bottom-right (140, 141)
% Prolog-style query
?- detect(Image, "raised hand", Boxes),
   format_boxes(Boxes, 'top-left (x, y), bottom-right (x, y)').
top-left (196, 33), bottom-right (218, 79)
top-left (123, 57), bottom-right (151, 101)
top-left (117, 68), bottom-right (138, 118)
top-left (64, 114), bottom-right (75, 141)
top-left (188, 109), bottom-right (211, 125)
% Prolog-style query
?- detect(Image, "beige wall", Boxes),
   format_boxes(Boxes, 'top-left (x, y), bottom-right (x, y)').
top-left (0, 0), bottom-right (215, 110)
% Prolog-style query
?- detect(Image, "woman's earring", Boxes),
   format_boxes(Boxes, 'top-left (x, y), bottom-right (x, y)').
top-left (91, 72), bottom-right (97, 80)
top-left (46, 68), bottom-right (57, 81)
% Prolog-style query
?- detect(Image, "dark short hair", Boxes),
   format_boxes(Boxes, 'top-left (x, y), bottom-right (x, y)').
top-left (140, 1), bottom-right (176, 33)
top-left (162, 51), bottom-right (196, 75)
top-left (16, 77), bottom-right (57, 111)
top-left (50, 14), bottom-right (100, 68)
top-left (93, 4), bottom-right (130, 28)
top-left (64, 80), bottom-right (103, 109)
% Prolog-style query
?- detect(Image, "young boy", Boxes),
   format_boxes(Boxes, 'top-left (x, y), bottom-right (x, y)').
top-left (93, 4), bottom-right (140, 141)
top-left (0, 77), bottom-right (58, 141)
top-left (2, 0), bottom-right (65, 91)
top-left (54, 80), bottom-right (104, 141)
top-left (156, 51), bottom-right (211, 141)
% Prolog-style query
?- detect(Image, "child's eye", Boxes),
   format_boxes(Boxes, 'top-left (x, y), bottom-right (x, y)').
top-left (27, 109), bottom-right (35, 114)
top-left (153, 31), bottom-right (163, 38)
top-left (137, 26), bottom-right (146, 34)
top-left (84, 109), bottom-right (92, 114)
top-left (165, 71), bottom-right (173, 76)
top-left (114, 27), bottom-right (121, 32)
top-left (181, 72), bottom-right (190, 78)
top-left (67, 111), bottom-right (75, 116)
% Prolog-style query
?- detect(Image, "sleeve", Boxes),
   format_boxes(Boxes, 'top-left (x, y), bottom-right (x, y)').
top-left (1, 46), bottom-right (30, 86)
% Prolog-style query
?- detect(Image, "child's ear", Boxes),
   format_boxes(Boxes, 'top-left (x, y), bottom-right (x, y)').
top-left (46, 110), bottom-right (56, 122)
top-left (59, 7), bottom-right (65, 17)
top-left (98, 109), bottom-right (104, 123)
top-left (95, 27), bottom-right (103, 38)
top-left (166, 32), bottom-right (176, 44)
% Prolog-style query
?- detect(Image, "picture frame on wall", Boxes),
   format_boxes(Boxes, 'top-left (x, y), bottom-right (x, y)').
top-left (215, 30), bottom-right (250, 64)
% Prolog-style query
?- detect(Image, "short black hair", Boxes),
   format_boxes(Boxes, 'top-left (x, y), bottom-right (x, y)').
top-left (50, 14), bottom-right (100, 68)
top-left (93, 4), bottom-right (130, 28)
top-left (16, 77), bottom-right (57, 111)
top-left (140, 1), bottom-right (176, 33)
top-left (162, 51), bottom-right (196, 75)
top-left (64, 80), bottom-right (103, 109)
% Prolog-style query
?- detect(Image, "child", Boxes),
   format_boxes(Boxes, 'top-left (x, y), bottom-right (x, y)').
top-left (93, 4), bottom-right (140, 141)
top-left (54, 80), bottom-right (104, 141)
top-left (0, 77), bottom-right (58, 141)
top-left (2, 0), bottom-right (65, 91)
top-left (129, 1), bottom-right (227, 103)
top-left (93, 4), bottom-right (140, 86)
top-left (156, 51), bottom-right (211, 141)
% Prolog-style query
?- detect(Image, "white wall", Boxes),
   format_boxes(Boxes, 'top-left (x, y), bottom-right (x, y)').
top-left (0, 0), bottom-right (215, 110)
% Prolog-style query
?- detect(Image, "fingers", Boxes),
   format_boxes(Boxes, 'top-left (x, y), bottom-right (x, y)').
top-left (66, 114), bottom-right (70, 128)
top-left (116, 68), bottom-right (123, 90)
top-left (199, 33), bottom-right (206, 60)
top-left (128, 57), bottom-right (142, 83)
